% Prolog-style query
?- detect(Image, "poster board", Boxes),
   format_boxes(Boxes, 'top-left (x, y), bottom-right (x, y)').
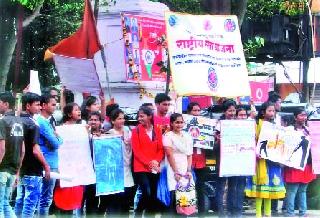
top-left (56, 124), bottom-right (96, 187)
top-left (93, 135), bottom-right (124, 195)
top-left (308, 121), bottom-right (320, 174)
top-left (257, 122), bottom-right (310, 170)
top-left (183, 114), bottom-right (217, 149)
top-left (220, 120), bottom-right (256, 176)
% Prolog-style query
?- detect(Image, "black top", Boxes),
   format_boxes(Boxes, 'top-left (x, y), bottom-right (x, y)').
top-left (19, 113), bottom-right (42, 176)
top-left (0, 111), bottom-right (24, 174)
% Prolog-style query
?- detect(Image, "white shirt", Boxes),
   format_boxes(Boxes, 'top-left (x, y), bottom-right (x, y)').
top-left (163, 131), bottom-right (193, 191)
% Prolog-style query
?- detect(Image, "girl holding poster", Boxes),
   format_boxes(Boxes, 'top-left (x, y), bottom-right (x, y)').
top-left (245, 101), bottom-right (286, 217)
top-left (132, 106), bottom-right (164, 218)
top-left (213, 99), bottom-right (236, 216)
top-left (163, 113), bottom-right (194, 215)
top-left (105, 108), bottom-right (134, 216)
top-left (225, 107), bottom-right (248, 217)
top-left (284, 108), bottom-right (316, 217)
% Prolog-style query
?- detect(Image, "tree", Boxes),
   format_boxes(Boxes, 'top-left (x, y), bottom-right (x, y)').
top-left (0, 0), bottom-right (83, 92)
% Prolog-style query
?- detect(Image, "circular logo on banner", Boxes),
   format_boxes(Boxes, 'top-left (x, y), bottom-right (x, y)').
top-left (203, 20), bottom-right (213, 31)
top-left (256, 88), bottom-right (263, 101)
top-left (168, 15), bottom-right (178, 27)
top-left (224, 19), bottom-right (236, 32)
top-left (207, 67), bottom-right (218, 91)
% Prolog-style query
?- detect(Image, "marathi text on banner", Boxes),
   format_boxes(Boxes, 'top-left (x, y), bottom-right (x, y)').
top-left (93, 135), bottom-right (124, 195)
top-left (56, 124), bottom-right (96, 187)
top-left (220, 120), bottom-right (256, 177)
top-left (182, 114), bottom-right (217, 149)
top-left (122, 14), bottom-right (167, 82)
top-left (257, 122), bottom-right (310, 170)
top-left (308, 121), bottom-right (320, 174)
top-left (165, 12), bottom-right (251, 97)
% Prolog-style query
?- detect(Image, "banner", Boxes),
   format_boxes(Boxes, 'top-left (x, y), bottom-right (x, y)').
top-left (56, 124), bottom-right (96, 187)
top-left (122, 14), bottom-right (167, 82)
top-left (183, 114), bottom-right (217, 149)
top-left (53, 55), bottom-right (101, 94)
top-left (220, 120), bottom-right (256, 177)
top-left (93, 135), bottom-right (124, 195)
top-left (257, 122), bottom-right (310, 170)
top-left (308, 121), bottom-right (320, 174)
top-left (165, 12), bottom-right (250, 97)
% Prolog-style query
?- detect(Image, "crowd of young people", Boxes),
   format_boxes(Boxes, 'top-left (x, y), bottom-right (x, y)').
top-left (0, 89), bottom-right (317, 218)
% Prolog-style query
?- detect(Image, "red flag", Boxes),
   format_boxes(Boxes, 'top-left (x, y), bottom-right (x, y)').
top-left (45, 0), bottom-right (100, 60)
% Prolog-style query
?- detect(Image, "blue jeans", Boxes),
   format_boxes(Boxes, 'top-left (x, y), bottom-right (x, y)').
top-left (0, 172), bottom-right (16, 218)
top-left (214, 177), bottom-right (227, 216)
top-left (286, 183), bottom-right (308, 216)
top-left (227, 176), bottom-right (246, 217)
top-left (14, 176), bottom-right (43, 218)
top-left (39, 169), bottom-right (57, 217)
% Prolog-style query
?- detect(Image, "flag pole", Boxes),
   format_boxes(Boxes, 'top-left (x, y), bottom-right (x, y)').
top-left (92, 0), bottom-right (112, 99)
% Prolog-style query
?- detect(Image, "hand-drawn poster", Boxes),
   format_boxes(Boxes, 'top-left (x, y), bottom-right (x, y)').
top-left (183, 114), bottom-right (217, 149)
top-left (122, 14), bottom-right (167, 82)
top-left (257, 122), bottom-right (310, 170)
top-left (220, 120), bottom-right (256, 177)
top-left (56, 124), bottom-right (96, 187)
top-left (93, 135), bottom-right (124, 195)
top-left (165, 12), bottom-right (250, 97)
top-left (308, 121), bottom-right (320, 174)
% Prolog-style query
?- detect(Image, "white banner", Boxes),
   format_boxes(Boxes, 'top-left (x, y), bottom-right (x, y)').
top-left (220, 120), bottom-right (256, 177)
top-left (165, 12), bottom-right (250, 97)
top-left (54, 54), bottom-right (101, 95)
top-left (257, 122), bottom-right (310, 170)
top-left (56, 124), bottom-right (96, 187)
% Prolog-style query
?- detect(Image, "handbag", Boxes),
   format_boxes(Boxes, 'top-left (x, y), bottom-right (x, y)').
top-left (156, 167), bottom-right (171, 206)
top-left (175, 176), bottom-right (198, 216)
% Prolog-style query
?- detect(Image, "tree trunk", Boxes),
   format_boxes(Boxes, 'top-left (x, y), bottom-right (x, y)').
top-left (202, 0), bottom-right (231, 15)
top-left (234, 0), bottom-right (248, 27)
top-left (0, 2), bottom-right (42, 92)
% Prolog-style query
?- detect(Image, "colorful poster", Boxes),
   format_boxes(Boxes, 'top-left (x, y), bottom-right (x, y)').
top-left (56, 124), bottom-right (96, 187)
top-left (165, 12), bottom-right (251, 97)
top-left (257, 122), bottom-right (310, 170)
top-left (308, 121), bottom-right (320, 174)
top-left (122, 14), bottom-right (167, 82)
top-left (183, 114), bottom-right (217, 149)
top-left (93, 136), bottom-right (124, 195)
top-left (220, 120), bottom-right (256, 177)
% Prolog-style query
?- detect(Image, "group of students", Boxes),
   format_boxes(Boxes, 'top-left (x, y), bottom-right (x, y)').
top-left (0, 88), bottom-right (317, 218)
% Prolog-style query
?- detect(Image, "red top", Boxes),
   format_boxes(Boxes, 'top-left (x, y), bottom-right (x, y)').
top-left (153, 114), bottom-right (170, 134)
top-left (192, 148), bottom-right (206, 169)
top-left (284, 164), bottom-right (316, 184)
top-left (132, 124), bottom-right (164, 172)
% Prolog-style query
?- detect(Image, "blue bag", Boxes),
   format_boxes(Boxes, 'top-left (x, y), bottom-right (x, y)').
top-left (157, 167), bottom-right (171, 206)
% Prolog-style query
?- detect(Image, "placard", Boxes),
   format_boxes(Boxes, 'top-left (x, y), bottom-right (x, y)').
top-left (93, 135), bottom-right (124, 195)
top-left (56, 124), bottom-right (96, 187)
top-left (220, 120), bottom-right (256, 176)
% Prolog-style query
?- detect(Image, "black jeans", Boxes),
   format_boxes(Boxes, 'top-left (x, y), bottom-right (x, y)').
top-left (194, 168), bottom-right (206, 215)
top-left (134, 172), bottom-right (160, 218)
top-left (83, 184), bottom-right (100, 215)
top-left (99, 187), bottom-right (134, 217)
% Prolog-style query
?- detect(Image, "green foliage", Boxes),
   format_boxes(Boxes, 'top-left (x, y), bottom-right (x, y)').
top-left (6, 0), bottom-right (84, 90)
top-left (10, 0), bottom-right (58, 10)
top-left (246, 0), bottom-right (306, 21)
top-left (243, 36), bottom-right (265, 58)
